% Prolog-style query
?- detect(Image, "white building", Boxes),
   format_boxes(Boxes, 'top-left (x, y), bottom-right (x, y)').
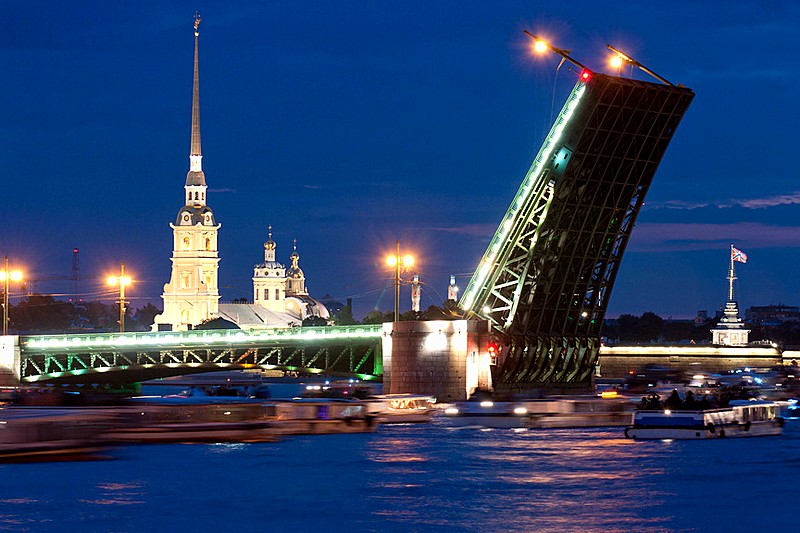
top-left (217, 229), bottom-right (330, 329)
top-left (152, 16), bottom-right (220, 331)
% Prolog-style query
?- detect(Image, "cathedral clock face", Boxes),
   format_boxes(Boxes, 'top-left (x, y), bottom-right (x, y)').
top-left (183, 214), bottom-right (190, 223)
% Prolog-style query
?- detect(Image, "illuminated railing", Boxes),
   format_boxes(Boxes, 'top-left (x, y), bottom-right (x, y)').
top-left (461, 80), bottom-right (587, 312)
top-left (22, 325), bottom-right (384, 352)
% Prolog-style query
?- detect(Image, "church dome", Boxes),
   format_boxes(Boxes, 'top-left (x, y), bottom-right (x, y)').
top-left (287, 242), bottom-right (304, 279)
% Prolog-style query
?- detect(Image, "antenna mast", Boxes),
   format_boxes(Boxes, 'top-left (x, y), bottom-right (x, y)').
top-left (71, 247), bottom-right (80, 302)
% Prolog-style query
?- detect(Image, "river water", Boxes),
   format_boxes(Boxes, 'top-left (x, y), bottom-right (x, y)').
top-left (1, 409), bottom-right (797, 533)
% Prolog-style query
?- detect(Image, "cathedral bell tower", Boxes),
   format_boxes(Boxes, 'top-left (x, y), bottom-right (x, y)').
top-left (153, 13), bottom-right (221, 331)
top-left (253, 226), bottom-right (287, 313)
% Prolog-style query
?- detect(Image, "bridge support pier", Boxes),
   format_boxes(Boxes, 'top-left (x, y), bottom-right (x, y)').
top-left (382, 320), bottom-right (493, 403)
top-left (0, 336), bottom-right (21, 386)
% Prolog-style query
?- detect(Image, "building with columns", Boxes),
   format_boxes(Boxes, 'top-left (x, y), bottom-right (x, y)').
top-left (152, 15), bottom-right (221, 331)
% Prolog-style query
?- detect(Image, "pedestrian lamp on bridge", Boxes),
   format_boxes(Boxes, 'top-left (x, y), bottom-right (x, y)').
top-left (1, 256), bottom-right (23, 336)
top-left (107, 262), bottom-right (132, 333)
top-left (386, 240), bottom-right (414, 323)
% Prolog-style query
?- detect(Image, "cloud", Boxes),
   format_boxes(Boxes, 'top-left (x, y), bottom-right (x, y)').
top-left (628, 222), bottom-right (800, 252)
top-left (645, 191), bottom-right (800, 210)
top-left (425, 224), bottom-right (497, 237)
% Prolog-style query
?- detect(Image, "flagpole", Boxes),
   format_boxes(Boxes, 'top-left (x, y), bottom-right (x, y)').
top-left (728, 243), bottom-right (736, 302)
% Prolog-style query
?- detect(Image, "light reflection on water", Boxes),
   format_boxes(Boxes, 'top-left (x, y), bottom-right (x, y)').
top-left (0, 419), bottom-right (797, 531)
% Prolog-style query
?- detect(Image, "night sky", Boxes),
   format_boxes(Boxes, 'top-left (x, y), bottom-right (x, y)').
top-left (2, 1), bottom-right (799, 320)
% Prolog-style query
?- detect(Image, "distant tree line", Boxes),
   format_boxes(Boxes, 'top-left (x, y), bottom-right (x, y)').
top-left (7, 294), bottom-right (160, 334)
top-left (602, 311), bottom-right (800, 347)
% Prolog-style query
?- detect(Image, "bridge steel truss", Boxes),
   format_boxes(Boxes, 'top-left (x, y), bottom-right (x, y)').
top-left (460, 73), bottom-right (694, 391)
top-left (18, 326), bottom-right (384, 384)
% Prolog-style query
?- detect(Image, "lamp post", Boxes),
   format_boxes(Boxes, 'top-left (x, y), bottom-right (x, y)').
top-left (1, 256), bottom-right (23, 336)
top-left (386, 241), bottom-right (414, 322)
top-left (107, 262), bottom-right (132, 333)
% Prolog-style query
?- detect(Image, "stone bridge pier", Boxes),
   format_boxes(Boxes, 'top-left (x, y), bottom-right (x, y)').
top-left (382, 319), bottom-right (494, 403)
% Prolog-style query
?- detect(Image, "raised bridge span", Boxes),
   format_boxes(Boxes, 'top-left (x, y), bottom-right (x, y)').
top-left (1, 326), bottom-right (384, 385)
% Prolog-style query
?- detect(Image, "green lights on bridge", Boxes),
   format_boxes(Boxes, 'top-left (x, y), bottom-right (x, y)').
top-left (24, 325), bottom-right (384, 351)
top-left (461, 82), bottom-right (587, 313)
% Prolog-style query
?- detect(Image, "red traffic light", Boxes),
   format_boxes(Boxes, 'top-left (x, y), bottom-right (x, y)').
top-left (580, 69), bottom-right (591, 82)
top-left (487, 342), bottom-right (498, 354)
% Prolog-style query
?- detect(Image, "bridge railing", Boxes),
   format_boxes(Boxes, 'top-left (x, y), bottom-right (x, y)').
top-left (21, 325), bottom-right (385, 352)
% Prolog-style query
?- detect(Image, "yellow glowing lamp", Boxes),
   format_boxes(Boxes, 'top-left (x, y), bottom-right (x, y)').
top-left (387, 254), bottom-right (414, 268)
top-left (610, 55), bottom-right (624, 69)
top-left (108, 275), bottom-right (132, 286)
top-left (0, 270), bottom-right (23, 282)
top-left (533, 40), bottom-right (548, 54)
top-left (600, 390), bottom-right (618, 399)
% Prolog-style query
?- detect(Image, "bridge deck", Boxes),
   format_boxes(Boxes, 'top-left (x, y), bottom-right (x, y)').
top-left (17, 325), bottom-right (385, 384)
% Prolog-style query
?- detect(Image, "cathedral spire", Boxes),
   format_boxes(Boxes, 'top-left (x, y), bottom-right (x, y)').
top-left (185, 12), bottom-right (207, 203)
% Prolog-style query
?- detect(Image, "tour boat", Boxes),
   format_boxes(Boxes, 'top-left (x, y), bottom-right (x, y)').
top-left (0, 407), bottom-right (120, 462)
top-left (365, 394), bottom-right (436, 424)
top-left (443, 400), bottom-right (531, 429)
top-left (444, 396), bottom-right (634, 429)
top-left (625, 399), bottom-right (784, 439)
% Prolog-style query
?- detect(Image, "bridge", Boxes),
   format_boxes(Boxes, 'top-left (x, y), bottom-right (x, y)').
top-left (459, 71), bottom-right (694, 394)
top-left (1, 325), bottom-right (383, 385)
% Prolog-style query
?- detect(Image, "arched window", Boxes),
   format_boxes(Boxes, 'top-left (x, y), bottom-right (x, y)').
top-left (194, 191), bottom-right (199, 200)
top-left (183, 237), bottom-right (191, 250)
top-left (264, 288), bottom-right (269, 300)
top-left (181, 309), bottom-right (189, 324)
top-left (205, 238), bottom-right (211, 251)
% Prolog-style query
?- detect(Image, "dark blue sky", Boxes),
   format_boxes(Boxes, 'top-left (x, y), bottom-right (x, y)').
top-left (1, 1), bottom-right (799, 320)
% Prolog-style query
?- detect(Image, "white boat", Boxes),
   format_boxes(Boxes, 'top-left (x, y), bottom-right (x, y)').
top-left (443, 400), bottom-right (530, 428)
top-left (625, 399), bottom-right (784, 439)
top-left (365, 394), bottom-right (436, 424)
top-left (444, 396), bottom-right (635, 429)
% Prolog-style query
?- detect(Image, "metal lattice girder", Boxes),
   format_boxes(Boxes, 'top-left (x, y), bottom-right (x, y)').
top-left (496, 335), bottom-right (599, 387)
top-left (18, 325), bottom-right (384, 384)
top-left (461, 74), bottom-right (693, 341)
top-left (459, 73), bottom-right (693, 389)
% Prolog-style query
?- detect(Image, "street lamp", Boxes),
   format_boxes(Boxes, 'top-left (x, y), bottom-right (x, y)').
top-left (0, 256), bottom-right (23, 336)
top-left (386, 240), bottom-right (414, 322)
top-left (107, 262), bottom-right (132, 332)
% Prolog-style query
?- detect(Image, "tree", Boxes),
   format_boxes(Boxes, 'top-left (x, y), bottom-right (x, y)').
top-left (10, 294), bottom-right (75, 333)
top-left (362, 310), bottom-right (392, 324)
top-left (302, 316), bottom-right (329, 327)
top-left (130, 303), bottom-right (162, 331)
top-left (332, 305), bottom-right (357, 325)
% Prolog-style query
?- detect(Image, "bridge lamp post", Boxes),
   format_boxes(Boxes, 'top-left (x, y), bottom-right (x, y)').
top-left (1, 256), bottom-right (23, 336)
top-left (386, 241), bottom-right (414, 323)
top-left (107, 262), bottom-right (132, 333)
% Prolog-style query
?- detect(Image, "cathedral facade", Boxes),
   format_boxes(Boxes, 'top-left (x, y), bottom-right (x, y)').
top-left (152, 15), bottom-right (221, 332)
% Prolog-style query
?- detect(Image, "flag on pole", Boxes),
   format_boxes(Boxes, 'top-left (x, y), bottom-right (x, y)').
top-left (731, 246), bottom-right (748, 264)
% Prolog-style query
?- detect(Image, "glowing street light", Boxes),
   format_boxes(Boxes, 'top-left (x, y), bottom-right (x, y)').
top-left (606, 44), bottom-right (674, 86)
top-left (386, 241), bottom-right (414, 322)
top-left (523, 30), bottom-right (588, 72)
top-left (533, 39), bottom-right (548, 54)
top-left (107, 262), bottom-right (132, 332)
top-left (1, 256), bottom-right (23, 336)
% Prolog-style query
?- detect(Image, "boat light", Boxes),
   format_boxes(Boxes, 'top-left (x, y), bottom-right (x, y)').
top-left (480, 401), bottom-right (494, 408)
top-left (600, 390), bottom-right (618, 399)
top-left (445, 407), bottom-right (459, 415)
top-left (513, 407), bottom-right (528, 415)
top-left (664, 409), bottom-right (672, 415)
